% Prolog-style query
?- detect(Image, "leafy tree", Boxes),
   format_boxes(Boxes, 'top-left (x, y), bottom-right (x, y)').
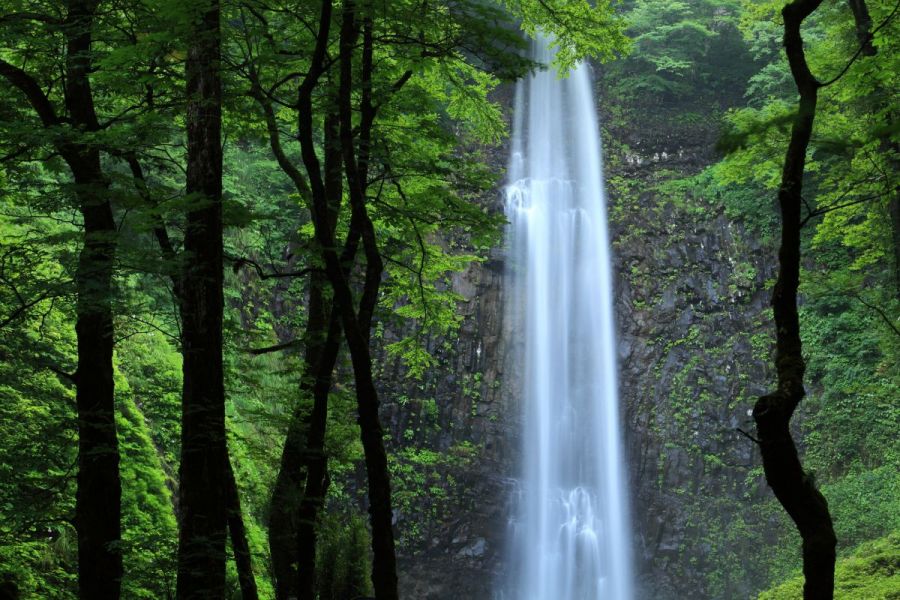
top-left (716, 0), bottom-right (898, 596)
top-left (0, 3), bottom-right (124, 596)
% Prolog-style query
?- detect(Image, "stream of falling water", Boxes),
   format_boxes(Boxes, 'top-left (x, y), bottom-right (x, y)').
top-left (501, 35), bottom-right (633, 600)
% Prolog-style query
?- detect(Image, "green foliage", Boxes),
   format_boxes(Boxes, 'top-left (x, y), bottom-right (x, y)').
top-left (601, 0), bottom-right (756, 108)
top-left (500, 0), bottom-right (631, 69)
top-left (759, 531), bottom-right (900, 599)
top-left (315, 512), bottom-right (373, 600)
top-left (0, 0), bottom-right (896, 598)
top-left (114, 372), bottom-right (178, 599)
top-left (389, 442), bottom-right (479, 551)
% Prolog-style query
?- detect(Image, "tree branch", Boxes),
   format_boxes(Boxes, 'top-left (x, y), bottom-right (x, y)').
top-left (819, 0), bottom-right (899, 88)
top-left (230, 255), bottom-right (319, 280)
top-left (852, 294), bottom-right (900, 338)
top-left (0, 59), bottom-right (60, 127)
top-left (245, 339), bottom-right (302, 355)
top-left (0, 12), bottom-right (63, 26)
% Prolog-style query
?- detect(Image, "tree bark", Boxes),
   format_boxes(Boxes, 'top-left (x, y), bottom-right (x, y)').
top-left (890, 194), bottom-right (900, 299)
top-left (266, 101), bottom-right (344, 600)
top-left (294, 307), bottom-right (340, 600)
top-left (175, 1), bottom-right (227, 598)
top-left (64, 2), bottom-right (123, 597)
top-left (268, 265), bottom-right (333, 600)
top-left (752, 1), bottom-right (836, 598)
top-left (256, 3), bottom-right (399, 596)
top-left (847, 0), bottom-right (876, 55)
top-left (72, 164), bottom-right (121, 600)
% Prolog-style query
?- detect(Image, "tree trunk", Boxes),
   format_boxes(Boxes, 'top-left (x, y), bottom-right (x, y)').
top-left (176, 1), bottom-right (227, 598)
top-left (226, 457), bottom-right (259, 600)
top-left (334, 6), bottom-right (398, 597)
top-left (73, 178), bottom-right (121, 600)
top-left (127, 152), bottom-right (260, 599)
top-left (268, 267), bottom-right (331, 600)
top-left (752, 1), bottom-right (836, 598)
top-left (280, 2), bottom-right (398, 596)
top-left (269, 105), bottom-right (345, 600)
top-left (64, 2), bottom-right (123, 597)
top-left (296, 107), bottom-right (344, 600)
top-left (886, 142), bottom-right (900, 300)
top-left (294, 308), bottom-right (340, 600)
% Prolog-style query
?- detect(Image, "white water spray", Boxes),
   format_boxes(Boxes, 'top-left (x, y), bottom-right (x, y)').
top-left (502, 35), bottom-right (633, 600)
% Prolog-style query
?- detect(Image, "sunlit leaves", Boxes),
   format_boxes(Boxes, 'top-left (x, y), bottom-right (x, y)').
top-left (500, 0), bottom-right (631, 69)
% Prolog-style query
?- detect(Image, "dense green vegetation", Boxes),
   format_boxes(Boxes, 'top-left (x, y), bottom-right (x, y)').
top-left (600, 0), bottom-right (897, 596)
top-left (760, 532), bottom-right (900, 599)
top-left (0, 0), bottom-right (896, 598)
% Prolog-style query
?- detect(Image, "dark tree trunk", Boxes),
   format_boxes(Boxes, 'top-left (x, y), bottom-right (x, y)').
top-left (255, 30), bottom-right (351, 600)
top-left (226, 457), bottom-right (259, 600)
top-left (332, 6), bottom-right (398, 598)
top-left (73, 175), bottom-right (121, 600)
top-left (268, 265), bottom-right (332, 600)
top-left (294, 307), bottom-right (341, 600)
top-left (176, 1), bottom-right (227, 598)
top-left (752, 1), bottom-right (836, 598)
top-left (65, 2), bottom-right (123, 597)
top-left (886, 142), bottom-right (900, 300)
top-left (259, 3), bottom-right (398, 597)
top-left (296, 108), bottom-right (344, 600)
top-left (847, 0), bottom-right (876, 55)
top-left (126, 152), bottom-right (260, 599)
top-left (268, 106), bottom-right (347, 600)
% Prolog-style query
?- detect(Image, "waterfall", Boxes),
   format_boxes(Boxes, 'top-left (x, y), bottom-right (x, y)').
top-left (501, 35), bottom-right (634, 600)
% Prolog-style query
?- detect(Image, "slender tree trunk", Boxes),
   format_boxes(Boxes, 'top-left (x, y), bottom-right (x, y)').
top-left (0, 32), bottom-right (125, 595)
top-left (886, 142), bottom-right (900, 300)
top-left (268, 267), bottom-right (330, 600)
top-left (269, 3), bottom-right (398, 596)
top-left (294, 308), bottom-right (341, 600)
top-left (296, 108), bottom-right (344, 600)
top-left (847, 0), bottom-right (876, 55)
top-left (176, 1), bottom-right (227, 597)
top-left (73, 179), bottom-right (121, 600)
top-left (64, 2), bottom-right (123, 597)
top-left (126, 151), bottom-right (260, 599)
top-left (752, 1), bottom-right (836, 598)
top-left (890, 194), bottom-right (900, 299)
top-left (226, 457), bottom-right (259, 600)
top-left (335, 6), bottom-right (398, 597)
top-left (269, 107), bottom-right (344, 600)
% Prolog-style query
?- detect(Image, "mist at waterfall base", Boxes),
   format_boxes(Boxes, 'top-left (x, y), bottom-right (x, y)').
top-left (500, 36), bottom-right (634, 600)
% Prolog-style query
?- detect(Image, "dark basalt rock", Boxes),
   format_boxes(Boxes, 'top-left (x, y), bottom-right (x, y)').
top-left (378, 82), bottom-right (779, 599)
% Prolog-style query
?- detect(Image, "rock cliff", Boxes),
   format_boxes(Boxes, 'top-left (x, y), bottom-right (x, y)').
top-left (383, 76), bottom-right (782, 599)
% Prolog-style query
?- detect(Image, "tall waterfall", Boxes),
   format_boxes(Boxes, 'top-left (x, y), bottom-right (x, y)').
top-left (502, 35), bottom-right (633, 600)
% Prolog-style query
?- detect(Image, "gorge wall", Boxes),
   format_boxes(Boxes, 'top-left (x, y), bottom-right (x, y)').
top-left (380, 71), bottom-right (784, 599)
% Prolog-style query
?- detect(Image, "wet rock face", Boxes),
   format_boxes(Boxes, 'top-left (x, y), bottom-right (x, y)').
top-left (377, 237), bottom-right (520, 598)
top-left (383, 85), bottom-right (778, 598)
top-left (611, 191), bottom-right (776, 599)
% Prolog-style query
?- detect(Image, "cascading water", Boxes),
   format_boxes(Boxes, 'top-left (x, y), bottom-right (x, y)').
top-left (501, 35), bottom-right (633, 600)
